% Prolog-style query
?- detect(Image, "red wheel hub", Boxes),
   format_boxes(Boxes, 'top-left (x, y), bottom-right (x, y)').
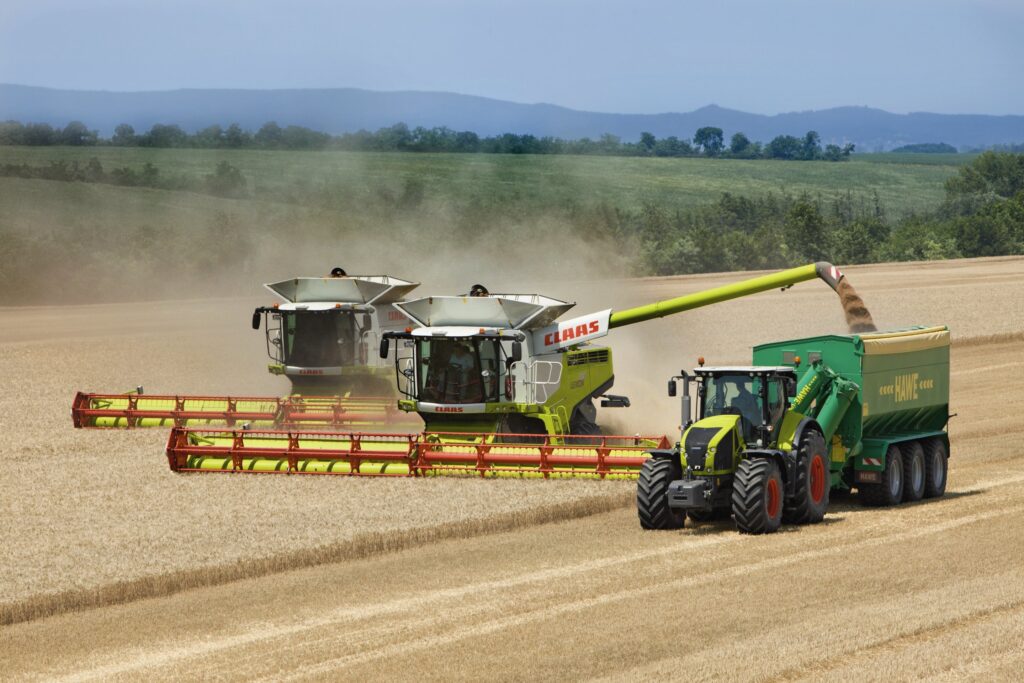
top-left (810, 455), bottom-right (827, 504)
top-left (766, 477), bottom-right (780, 518)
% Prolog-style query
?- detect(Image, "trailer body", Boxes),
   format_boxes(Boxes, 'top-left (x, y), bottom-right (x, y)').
top-left (752, 325), bottom-right (950, 486)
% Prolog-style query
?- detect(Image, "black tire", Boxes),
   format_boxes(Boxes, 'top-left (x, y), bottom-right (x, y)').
top-left (859, 444), bottom-right (904, 506)
top-left (637, 457), bottom-right (685, 530)
top-left (902, 440), bottom-right (926, 502)
top-left (783, 430), bottom-right (830, 525)
top-left (569, 417), bottom-right (603, 446)
top-left (732, 458), bottom-right (784, 534)
top-left (923, 438), bottom-right (949, 498)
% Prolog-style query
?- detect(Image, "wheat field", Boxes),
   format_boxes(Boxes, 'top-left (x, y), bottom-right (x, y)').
top-left (1, 256), bottom-right (1023, 680)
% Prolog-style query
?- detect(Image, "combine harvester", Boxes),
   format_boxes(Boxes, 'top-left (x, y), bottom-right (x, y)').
top-left (638, 325), bottom-right (950, 533)
top-left (72, 272), bottom-right (422, 430)
top-left (165, 263), bottom-right (864, 478)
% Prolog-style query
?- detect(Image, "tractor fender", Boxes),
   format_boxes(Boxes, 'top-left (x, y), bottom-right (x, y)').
top-left (646, 448), bottom-right (680, 465)
top-left (790, 417), bottom-right (825, 453)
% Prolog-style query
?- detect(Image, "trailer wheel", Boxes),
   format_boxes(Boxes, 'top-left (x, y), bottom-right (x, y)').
top-left (902, 441), bottom-right (926, 502)
top-left (783, 430), bottom-right (830, 525)
top-left (732, 458), bottom-right (784, 534)
top-left (923, 438), bottom-right (948, 498)
top-left (637, 457), bottom-right (685, 530)
top-left (859, 445), bottom-right (904, 507)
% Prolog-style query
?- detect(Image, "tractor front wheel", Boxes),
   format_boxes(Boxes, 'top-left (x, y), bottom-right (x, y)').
top-left (732, 458), bottom-right (784, 534)
top-left (783, 430), bottom-right (830, 525)
top-left (637, 457), bottom-right (685, 530)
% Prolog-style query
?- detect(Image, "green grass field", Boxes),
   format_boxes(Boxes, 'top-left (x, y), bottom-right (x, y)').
top-left (0, 146), bottom-right (968, 302)
top-left (0, 146), bottom-right (962, 217)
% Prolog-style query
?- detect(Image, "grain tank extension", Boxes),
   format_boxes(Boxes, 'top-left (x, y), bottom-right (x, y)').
top-left (639, 326), bottom-right (950, 533)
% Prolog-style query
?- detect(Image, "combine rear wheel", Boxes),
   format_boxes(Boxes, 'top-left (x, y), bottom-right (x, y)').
top-left (859, 445), bottom-right (904, 506)
top-left (637, 458), bottom-right (685, 530)
top-left (732, 458), bottom-right (784, 534)
top-left (923, 438), bottom-right (948, 498)
top-left (902, 441), bottom-right (926, 502)
top-left (783, 430), bottom-right (830, 524)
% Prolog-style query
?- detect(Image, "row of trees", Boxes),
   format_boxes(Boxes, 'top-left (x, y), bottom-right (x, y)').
top-left (623, 152), bottom-right (1024, 273)
top-left (0, 119), bottom-right (854, 160)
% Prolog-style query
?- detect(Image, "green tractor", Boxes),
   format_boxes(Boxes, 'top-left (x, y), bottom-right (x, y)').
top-left (638, 326), bottom-right (951, 533)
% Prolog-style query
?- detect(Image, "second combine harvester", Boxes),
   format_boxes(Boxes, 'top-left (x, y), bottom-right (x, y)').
top-left (165, 263), bottom-right (863, 477)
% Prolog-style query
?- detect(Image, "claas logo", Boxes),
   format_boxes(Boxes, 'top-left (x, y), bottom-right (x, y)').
top-left (544, 320), bottom-right (600, 346)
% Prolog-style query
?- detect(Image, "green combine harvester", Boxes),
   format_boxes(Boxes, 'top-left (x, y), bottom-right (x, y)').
top-left (72, 272), bottom-right (422, 430)
top-left (638, 326), bottom-right (950, 534)
top-left (165, 263), bottom-right (878, 478)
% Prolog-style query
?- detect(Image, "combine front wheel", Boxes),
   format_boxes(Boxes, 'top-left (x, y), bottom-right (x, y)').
top-left (637, 458), bottom-right (685, 530)
top-left (732, 458), bottom-right (784, 534)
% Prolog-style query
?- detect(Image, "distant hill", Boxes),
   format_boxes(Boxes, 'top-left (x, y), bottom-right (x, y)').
top-left (2, 84), bottom-right (1023, 151)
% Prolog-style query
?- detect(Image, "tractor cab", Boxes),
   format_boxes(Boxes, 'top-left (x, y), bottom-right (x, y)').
top-left (690, 367), bottom-right (797, 444)
top-left (669, 366), bottom-right (797, 471)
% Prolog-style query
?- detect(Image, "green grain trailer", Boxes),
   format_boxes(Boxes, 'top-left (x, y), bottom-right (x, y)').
top-left (638, 326), bottom-right (950, 534)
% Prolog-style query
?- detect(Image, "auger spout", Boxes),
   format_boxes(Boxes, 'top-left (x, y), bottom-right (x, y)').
top-left (608, 262), bottom-right (845, 329)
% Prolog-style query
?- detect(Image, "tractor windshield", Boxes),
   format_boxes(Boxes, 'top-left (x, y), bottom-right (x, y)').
top-left (416, 338), bottom-right (503, 404)
top-left (283, 311), bottom-right (360, 367)
top-left (702, 373), bottom-right (785, 441)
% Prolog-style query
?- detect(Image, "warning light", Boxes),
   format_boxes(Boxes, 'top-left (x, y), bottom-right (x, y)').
top-left (698, 357), bottom-right (705, 367)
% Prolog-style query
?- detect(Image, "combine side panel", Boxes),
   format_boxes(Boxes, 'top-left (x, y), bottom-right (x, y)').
top-left (165, 428), bottom-right (668, 479)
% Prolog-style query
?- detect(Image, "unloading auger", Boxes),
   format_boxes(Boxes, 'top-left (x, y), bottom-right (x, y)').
top-left (72, 272), bottom-right (423, 430)
top-left (165, 263), bottom-right (856, 478)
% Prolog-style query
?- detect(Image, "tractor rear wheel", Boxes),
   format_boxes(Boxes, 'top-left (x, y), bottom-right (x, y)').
top-left (732, 458), bottom-right (784, 534)
top-left (902, 440), bottom-right (926, 502)
top-left (637, 457), bottom-right (685, 530)
top-left (783, 430), bottom-right (830, 524)
top-left (859, 444), bottom-right (904, 506)
top-left (923, 438), bottom-right (948, 498)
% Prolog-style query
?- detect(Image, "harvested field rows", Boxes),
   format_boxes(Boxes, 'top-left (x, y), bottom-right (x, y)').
top-left (1, 258), bottom-right (1023, 677)
top-left (2, 327), bottom-right (1023, 680)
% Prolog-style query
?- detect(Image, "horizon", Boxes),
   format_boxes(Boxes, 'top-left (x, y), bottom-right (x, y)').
top-left (1, 1), bottom-right (1021, 117)
top-left (1, 83), bottom-right (1019, 120)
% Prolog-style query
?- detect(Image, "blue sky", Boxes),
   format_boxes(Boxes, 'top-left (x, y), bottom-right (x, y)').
top-left (1, 0), bottom-right (1021, 115)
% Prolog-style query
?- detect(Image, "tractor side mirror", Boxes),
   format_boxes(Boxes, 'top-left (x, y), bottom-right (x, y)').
top-left (251, 309), bottom-right (261, 330)
top-left (667, 379), bottom-right (677, 397)
top-left (379, 338), bottom-right (390, 359)
top-left (361, 313), bottom-right (372, 330)
top-left (511, 341), bottom-right (522, 363)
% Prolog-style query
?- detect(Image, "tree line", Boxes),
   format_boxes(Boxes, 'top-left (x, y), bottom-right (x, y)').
top-left (0, 119), bottom-right (854, 160)
top-left (621, 151), bottom-right (1024, 273)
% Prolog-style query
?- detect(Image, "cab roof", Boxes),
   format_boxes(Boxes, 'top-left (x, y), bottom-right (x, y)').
top-left (265, 275), bottom-right (419, 304)
top-left (695, 366), bottom-right (796, 374)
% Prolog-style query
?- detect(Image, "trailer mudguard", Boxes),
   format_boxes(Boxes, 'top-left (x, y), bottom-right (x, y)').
top-left (857, 431), bottom-right (950, 471)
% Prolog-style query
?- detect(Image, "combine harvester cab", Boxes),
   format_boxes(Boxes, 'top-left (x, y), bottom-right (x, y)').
top-left (253, 274), bottom-right (419, 396)
top-left (73, 272), bottom-right (422, 430)
top-left (166, 263), bottom-right (870, 479)
top-left (638, 325), bottom-right (950, 533)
